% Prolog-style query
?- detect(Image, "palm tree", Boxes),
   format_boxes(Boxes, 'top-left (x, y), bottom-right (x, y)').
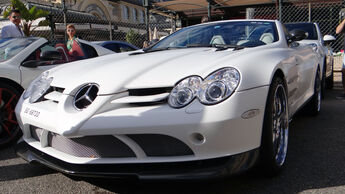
top-left (4, 0), bottom-right (50, 37)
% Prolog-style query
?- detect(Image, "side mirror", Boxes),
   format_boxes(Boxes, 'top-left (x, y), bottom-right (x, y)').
top-left (289, 29), bottom-right (307, 43)
top-left (40, 50), bottom-right (62, 61)
top-left (22, 60), bottom-right (49, 68)
top-left (323, 35), bottom-right (336, 46)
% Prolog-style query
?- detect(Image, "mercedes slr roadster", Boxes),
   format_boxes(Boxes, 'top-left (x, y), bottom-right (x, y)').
top-left (15, 20), bottom-right (320, 180)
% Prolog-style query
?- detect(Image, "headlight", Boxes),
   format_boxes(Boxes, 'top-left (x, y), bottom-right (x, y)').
top-left (23, 71), bottom-right (53, 103)
top-left (168, 76), bottom-right (202, 108)
top-left (168, 68), bottom-right (240, 108)
top-left (199, 68), bottom-right (240, 104)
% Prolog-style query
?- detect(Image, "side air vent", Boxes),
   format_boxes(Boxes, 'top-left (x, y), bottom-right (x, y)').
top-left (73, 83), bottom-right (99, 110)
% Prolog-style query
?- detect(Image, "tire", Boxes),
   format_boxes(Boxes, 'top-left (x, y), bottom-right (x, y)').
top-left (306, 69), bottom-right (322, 116)
top-left (325, 70), bottom-right (334, 89)
top-left (0, 83), bottom-right (22, 148)
top-left (260, 76), bottom-right (289, 176)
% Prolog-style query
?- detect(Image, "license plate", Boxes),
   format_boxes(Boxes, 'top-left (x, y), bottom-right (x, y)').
top-left (23, 107), bottom-right (40, 118)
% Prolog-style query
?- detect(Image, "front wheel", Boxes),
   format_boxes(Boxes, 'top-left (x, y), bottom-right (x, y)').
top-left (260, 77), bottom-right (289, 176)
top-left (0, 83), bottom-right (22, 148)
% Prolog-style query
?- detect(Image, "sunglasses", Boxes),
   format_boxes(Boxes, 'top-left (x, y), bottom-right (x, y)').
top-left (12, 16), bottom-right (21, 19)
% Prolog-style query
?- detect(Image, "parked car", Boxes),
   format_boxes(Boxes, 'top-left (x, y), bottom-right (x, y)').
top-left (285, 22), bottom-right (336, 92)
top-left (15, 19), bottom-right (320, 179)
top-left (93, 41), bottom-right (139, 53)
top-left (0, 37), bottom-right (114, 147)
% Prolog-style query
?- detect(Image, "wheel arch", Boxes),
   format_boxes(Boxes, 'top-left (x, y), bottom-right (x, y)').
top-left (272, 69), bottom-right (287, 88)
top-left (0, 77), bottom-right (24, 94)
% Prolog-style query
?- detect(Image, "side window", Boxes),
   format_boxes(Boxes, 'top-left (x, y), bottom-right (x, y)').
top-left (104, 43), bottom-right (120, 53)
top-left (118, 44), bottom-right (135, 52)
top-left (81, 43), bottom-right (98, 58)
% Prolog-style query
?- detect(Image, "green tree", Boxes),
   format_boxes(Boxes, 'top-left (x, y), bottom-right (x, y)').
top-left (4, 0), bottom-right (50, 36)
top-left (126, 29), bottom-right (139, 46)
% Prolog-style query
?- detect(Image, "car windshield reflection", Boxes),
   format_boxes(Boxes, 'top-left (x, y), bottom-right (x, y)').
top-left (0, 38), bottom-right (38, 62)
top-left (149, 21), bottom-right (278, 51)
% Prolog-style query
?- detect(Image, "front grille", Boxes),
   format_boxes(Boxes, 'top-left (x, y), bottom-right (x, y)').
top-left (128, 134), bottom-right (194, 157)
top-left (36, 86), bottom-right (65, 103)
top-left (29, 126), bottom-right (195, 159)
top-left (30, 126), bottom-right (43, 141)
top-left (48, 133), bottom-right (135, 158)
top-left (114, 87), bottom-right (172, 106)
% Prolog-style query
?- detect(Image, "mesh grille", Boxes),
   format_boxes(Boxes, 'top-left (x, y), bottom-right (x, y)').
top-left (128, 134), bottom-right (194, 157)
top-left (30, 126), bottom-right (43, 142)
top-left (48, 133), bottom-right (135, 158)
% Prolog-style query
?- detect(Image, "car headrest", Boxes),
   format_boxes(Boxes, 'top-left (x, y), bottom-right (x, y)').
top-left (260, 33), bottom-right (274, 44)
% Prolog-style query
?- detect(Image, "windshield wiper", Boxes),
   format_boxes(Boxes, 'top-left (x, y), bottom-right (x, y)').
top-left (144, 47), bottom-right (183, 53)
top-left (129, 47), bottom-right (171, 55)
top-left (186, 44), bottom-right (245, 51)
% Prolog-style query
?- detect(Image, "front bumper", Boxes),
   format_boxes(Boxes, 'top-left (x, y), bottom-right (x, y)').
top-left (16, 140), bottom-right (259, 180)
top-left (16, 86), bottom-right (269, 164)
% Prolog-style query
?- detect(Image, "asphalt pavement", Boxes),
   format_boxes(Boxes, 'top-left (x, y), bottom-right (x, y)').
top-left (1, 78), bottom-right (345, 194)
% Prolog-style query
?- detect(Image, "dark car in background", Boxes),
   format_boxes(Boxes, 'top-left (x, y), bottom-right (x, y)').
top-left (94, 41), bottom-right (139, 53)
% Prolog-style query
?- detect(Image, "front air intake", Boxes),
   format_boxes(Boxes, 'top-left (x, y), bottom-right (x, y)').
top-left (73, 83), bottom-right (99, 110)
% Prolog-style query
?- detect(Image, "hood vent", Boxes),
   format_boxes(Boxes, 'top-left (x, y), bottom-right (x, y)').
top-left (74, 83), bottom-right (99, 110)
top-left (128, 87), bottom-right (172, 96)
top-left (111, 87), bottom-right (172, 106)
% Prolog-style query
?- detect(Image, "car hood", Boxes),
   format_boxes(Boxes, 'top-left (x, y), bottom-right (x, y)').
top-left (48, 47), bottom-right (258, 95)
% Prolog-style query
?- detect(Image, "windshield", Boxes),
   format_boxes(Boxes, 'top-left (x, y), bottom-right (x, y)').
top-left (150, 21), bottom-right (278, 50)
top-left (284, 23), bottom-right (318, 40)
top-left (0, 38), bottom-right (38, 62)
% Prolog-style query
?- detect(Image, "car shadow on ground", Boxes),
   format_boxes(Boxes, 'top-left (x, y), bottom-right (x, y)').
top-left (0, 147), bottom-right (56, 182)
top-left (0, 145), bottom-right (19, 161)
top-left (79, 87), bottom-right (345, 194)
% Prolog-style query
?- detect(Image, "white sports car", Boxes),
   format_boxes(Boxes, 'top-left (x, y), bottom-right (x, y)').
top-left (0, 37), bottom-right (113, 147)
top-left (15, 20), bottom-right (320, 180)
top-left (285, 22), bottom-right (336, 92)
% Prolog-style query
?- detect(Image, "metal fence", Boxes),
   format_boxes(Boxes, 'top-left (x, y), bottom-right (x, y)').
top-left (0, 1), bottom-right (344, 50)
top-left (252, 1), bottom-right (343, 52)
top-left (0, 1), bottom-right (175, 48)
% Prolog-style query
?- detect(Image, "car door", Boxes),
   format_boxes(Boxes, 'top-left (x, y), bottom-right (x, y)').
top-left (20, 44), bottom-right (65, 89)
top-left (285, 43), bottom-right (301, 116)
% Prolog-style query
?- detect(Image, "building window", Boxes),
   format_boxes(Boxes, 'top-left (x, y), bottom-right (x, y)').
top-left (112, 7), bottom-right (117, 16)
top-left (132, 8), bottom-right (137, 22)
top-left (121, 5), bottom-right (129, 20)
top-left (139, 10), bottom-right (144, 23)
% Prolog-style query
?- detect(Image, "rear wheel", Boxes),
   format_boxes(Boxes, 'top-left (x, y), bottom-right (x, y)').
top-left (260, 76), bottom-right (289, 176)
top-left (0, 83), bottom-right (22, 148)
